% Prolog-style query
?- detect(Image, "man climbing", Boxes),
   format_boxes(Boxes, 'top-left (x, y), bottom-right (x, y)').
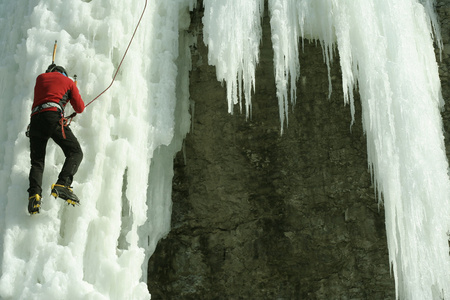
top-left (27, 64), bottom-right (85, 215)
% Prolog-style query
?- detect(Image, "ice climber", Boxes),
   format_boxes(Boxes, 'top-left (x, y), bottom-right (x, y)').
top-left (27, 64), bottom-right (85, 215)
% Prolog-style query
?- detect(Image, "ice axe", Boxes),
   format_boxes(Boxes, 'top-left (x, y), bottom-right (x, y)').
top-left (51, 41), bottom-right (78, 121)
top-left (51, 40), bottom-right (77, 81)
top-left (52, 40), bottom-right (57, 64)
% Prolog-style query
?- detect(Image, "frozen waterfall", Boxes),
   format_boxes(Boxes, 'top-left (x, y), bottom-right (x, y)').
top-left (0, 0), bottom-right (194, 299)
top-left (0, 0), bottom-right (449, 299)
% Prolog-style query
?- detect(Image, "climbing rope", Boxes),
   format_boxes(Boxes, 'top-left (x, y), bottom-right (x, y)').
top-left (59, 116), bottom-right (73, 139)
top-left (62, 0), bottom-right (148, 130)
top-left (85, 0), bottom-right (148, 108)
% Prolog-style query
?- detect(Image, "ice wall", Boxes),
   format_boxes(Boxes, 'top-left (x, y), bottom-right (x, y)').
top-left (204, 0), bottom-right (450, 298)
top-left (0, 0), bottom-right (194, 299)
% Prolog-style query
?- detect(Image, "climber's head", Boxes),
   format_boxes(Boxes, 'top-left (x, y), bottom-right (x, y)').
top-left (46, 64), bottom-right (67, 77)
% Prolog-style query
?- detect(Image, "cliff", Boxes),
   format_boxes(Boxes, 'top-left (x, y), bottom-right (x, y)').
top-left (148, 1), bottom-right (450, 298)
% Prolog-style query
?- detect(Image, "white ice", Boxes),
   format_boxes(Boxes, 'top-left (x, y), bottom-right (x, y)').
top-left (202, 0), bottom-right (264, 117)
top-left (0, 0), bottom-right (194, 299)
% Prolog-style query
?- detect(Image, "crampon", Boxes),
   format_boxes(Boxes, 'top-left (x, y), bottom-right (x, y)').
top-left (51, 184), bottom-right (80, 206)
top-left (28, 194), bottom-right (42, 215)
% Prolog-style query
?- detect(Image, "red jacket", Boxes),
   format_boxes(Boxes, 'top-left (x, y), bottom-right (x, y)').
top-left (32, 72), bottom-right (85, 114)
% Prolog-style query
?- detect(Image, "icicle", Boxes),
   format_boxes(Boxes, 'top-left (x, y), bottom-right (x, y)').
top-left (328, 1), bottom-right (450, 298)
top-left (268, 0), bottom-right (300, 134)
top-left (207, 0), bottom-right (450, 297)
top-left (269, 0), bottom-right (336, 133)
top-left (202, 0), bottom-right (264, 118)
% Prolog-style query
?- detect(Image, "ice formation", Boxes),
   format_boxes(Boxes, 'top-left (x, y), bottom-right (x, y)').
top-left (273, 1), bottom-right (450, 298)
top-left (202, 0), bottom-right (264, 118)
top-left (0, 0), bottom-right (449, 299)
top-left (208, 0), bottom-right (450, 298)
top-left (0, 0), bottom-right (194, 299)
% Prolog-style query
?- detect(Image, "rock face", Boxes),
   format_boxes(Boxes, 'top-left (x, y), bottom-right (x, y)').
top-left (148, 1), bottom-right (450, 299)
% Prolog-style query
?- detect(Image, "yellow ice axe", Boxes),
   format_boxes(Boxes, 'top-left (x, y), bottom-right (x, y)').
top-left (52, 40), bottom-right (57, 64)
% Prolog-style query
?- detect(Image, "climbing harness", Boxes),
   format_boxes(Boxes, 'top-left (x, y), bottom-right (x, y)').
top-left (59, 114), bottom-right (73, 139)
top-left (47, 0), bottom-right (148, 138)
top-left (31, 102), bottom-right (63, 116)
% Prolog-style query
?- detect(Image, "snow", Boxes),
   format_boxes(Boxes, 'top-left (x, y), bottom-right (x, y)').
top-left (0, 0), bottom-right (449, 299)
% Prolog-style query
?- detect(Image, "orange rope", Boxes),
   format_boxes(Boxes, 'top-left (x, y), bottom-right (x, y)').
top-left (59, 113), bottom-right (76, 139)
top-left (85, 0), bottom-right (148, 108)
top-left (61, 0), bottom-right (148, 136)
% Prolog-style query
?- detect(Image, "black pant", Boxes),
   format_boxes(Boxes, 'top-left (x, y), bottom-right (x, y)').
top-left (28, 111), bottom-right (83, 196)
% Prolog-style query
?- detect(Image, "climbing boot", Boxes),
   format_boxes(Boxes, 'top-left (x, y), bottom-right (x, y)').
top-left (51, 184), bottom-right (80, 206)
top-left (28, 194), bottom-right (42, 215)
